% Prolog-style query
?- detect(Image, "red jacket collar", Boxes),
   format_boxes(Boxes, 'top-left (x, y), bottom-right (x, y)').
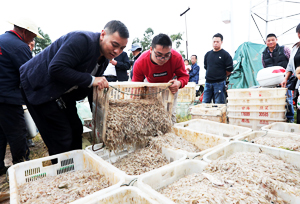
top-left (10, 30), bottom-right (24, 41)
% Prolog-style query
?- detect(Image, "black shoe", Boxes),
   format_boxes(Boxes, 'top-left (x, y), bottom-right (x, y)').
top-left (27, 139), bottom-right (35, 147)
top-left (0, 166), bottom-right (9, 176)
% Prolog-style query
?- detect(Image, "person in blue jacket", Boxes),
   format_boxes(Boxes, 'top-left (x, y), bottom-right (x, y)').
top-left (19, 20), bottom-right (129, 157)
top-left (189, 54), bottom-right (200, 84)
top-left (0, 18), bottom-right (43, 175)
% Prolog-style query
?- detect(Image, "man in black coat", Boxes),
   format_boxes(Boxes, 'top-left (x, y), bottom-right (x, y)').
top-left (103, 51), bottom-right (130, 82)
top-left (20, 20), bottom-right (129, 156)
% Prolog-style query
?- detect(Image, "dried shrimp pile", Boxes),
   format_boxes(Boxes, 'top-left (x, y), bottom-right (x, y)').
top-left (113, 147), bottom-right (170, 175)
top-left (251, 135), bottom-right (300, 151)
top-left (19, 169), bottom-right (111, 204)
top-left (150, 132), bottom-right (201, 153)
top-left (105, 99), bottom-right (172, 151)
top-left (160, 152), bottom-right (300, 203)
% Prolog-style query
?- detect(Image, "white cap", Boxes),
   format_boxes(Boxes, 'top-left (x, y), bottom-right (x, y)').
top-left (8, 18), bottom-right (44, 39)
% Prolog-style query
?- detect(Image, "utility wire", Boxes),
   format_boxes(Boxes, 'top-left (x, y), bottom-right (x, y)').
top-left (253, 12), bottom-right (267, 22)
top-left (268, 12), bottom-right (300, 22)
top-left (251, 0), bottom-right (267, 9)
top-left (277, 25), bottom-right (297, 37)
top-left (279, 0), bottom-right (300, 3)
top-left (251, 14), bottom-right (266, 44)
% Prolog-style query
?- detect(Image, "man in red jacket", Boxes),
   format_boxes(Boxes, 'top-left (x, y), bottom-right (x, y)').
top-left (132, 33), bottom-right (189, 123)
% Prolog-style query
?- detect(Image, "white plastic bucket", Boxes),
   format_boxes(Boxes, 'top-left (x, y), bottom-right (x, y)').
top-left (24, 109), bottom-right (38, 138)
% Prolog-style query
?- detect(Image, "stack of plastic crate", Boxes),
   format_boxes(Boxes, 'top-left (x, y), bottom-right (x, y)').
top-left (227, 88), bottom-right (287, 130)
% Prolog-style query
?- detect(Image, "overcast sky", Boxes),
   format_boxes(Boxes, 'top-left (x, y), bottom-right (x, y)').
top-left (1, 0), bottom-right (299, 79)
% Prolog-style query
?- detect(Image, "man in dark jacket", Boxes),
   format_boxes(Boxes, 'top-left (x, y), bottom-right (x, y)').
top-left (262, 33), bottom-right (293, 122)
top-left (20, 20), bottom-right (129, 156)
top-left (0, 18), bottom-right (43, 175)
top-left (189, 55), bottom-right (200, 84)
top-left (103, 51), bottom-right (130, 82)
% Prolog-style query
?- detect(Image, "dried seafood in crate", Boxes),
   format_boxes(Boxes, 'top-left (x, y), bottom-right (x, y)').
top-left (149, 132), bottom-right (201, 153)
top-left (159, 152), bottom-right (300, 203)
top-left (250, 135), bottom-right (300, 151)
top-left (113, 147), bottom-right (170, 175)
top-left (19, 169), bottom-right (111, 204)
top-left (105, 98), bottom-right (172, 151)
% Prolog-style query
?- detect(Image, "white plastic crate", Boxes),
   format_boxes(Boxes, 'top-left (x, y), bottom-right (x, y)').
top-left (86, 187), bottom-right (159, 204)
top-left (174, 119), bottom-right (252, 140)
top-left (227, 109), bottom-right (286, 119)
top-left (203, 141), bottom-right (300, 168)
top-left (227, 103), bottom-right (286, 111)
top-left (203, 141), bottom-right (300, 204)
top-left (262, 122), bottom-right (300, 135)
top-left (85, 145), bottom-right (187, 183)
top-left (227, 96), bottom-right (286, 105)
top-left (8, 150), bottom-right (124, 204)
top-left (137, 160), bottom-right (208, 204)
top-left (177, 82), bottom-right (196, 103)
top-left (235, 130), bottom-right (300, 150)
top-left (171, 126), bottom-right (229, 159)
top-left (228, 116), bottom-right (286, 130)
top-left (227, 87), bottom-right (287, 98)
top-left (93, 82), bottom-right (174, 144)
top-left (190, 103), bottom-right (227, 123)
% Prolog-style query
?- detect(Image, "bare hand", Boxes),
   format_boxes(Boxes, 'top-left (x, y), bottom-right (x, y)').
top-left (168, 79), bottom-right (181, 94)
top-left (281, 79), bottom-right (287, 88)
top-left (110, 59), bottom-right (117, 66)
top-left (93, 77), bottom-right (109, 90)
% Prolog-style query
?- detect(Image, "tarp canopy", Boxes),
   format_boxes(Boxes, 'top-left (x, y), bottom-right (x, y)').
top-left (228, 42), bottom-right (266, 89)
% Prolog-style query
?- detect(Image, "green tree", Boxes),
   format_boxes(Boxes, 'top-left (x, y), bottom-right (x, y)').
top-left (129, 28), bottom-right (185, 59)
top-left (129, 28), bottom-right (154, 60)
top-left (33, 28), bottom-right (52, 55)
top-left (170, 32), bottom-right (185, 59)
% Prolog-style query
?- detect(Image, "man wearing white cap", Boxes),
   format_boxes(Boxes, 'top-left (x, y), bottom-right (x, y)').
top-left (0, 18), bottom-right (43, 175)
top-left (129, 43), bottom-right (143, 79)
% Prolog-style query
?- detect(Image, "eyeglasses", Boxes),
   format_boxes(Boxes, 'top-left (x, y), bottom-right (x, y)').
top-left (153, 50), bottom-right (172, 61)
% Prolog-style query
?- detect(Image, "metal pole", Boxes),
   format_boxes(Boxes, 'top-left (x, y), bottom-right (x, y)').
top-left (180, 7), bottom-right (190, 59)
top-left (266, 0), bottom-right (269, 37)
top-left (248, 0), bottom-right (252, 41)
top-left (185, 14), bottom-right (188, 59)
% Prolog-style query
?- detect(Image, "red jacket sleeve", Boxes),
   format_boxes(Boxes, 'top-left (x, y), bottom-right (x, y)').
top-left (175, 57), bottom-right (189, 88)
top-left (131, 59), bottom-right (144, 82)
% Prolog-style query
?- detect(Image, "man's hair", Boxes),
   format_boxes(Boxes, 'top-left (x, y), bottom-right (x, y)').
top-left (151, 33), bottom-right (172, 48)
top-left (104, 20), bottom-right (129, 38)
top-left (213, 33), bottom-right (223, 41)
top-left (266, 33), bottom-right (277, 39)
top-left (191, 55), bottom-right (197, 59)
top-left (296, 23), bottom-right (300, 34)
